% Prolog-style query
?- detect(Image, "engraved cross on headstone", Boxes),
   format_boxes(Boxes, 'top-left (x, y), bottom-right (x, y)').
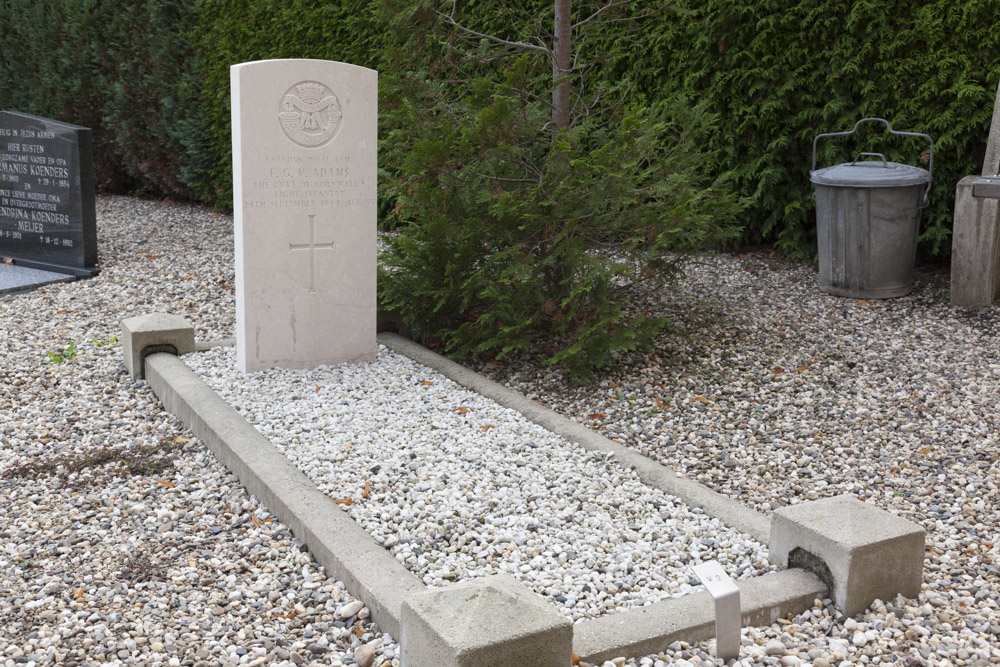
top-left (288, 213), bottom-right (334, 294)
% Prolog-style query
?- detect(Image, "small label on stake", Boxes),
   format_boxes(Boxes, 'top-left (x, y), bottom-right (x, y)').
top-left (692, 560), bottom-right (741, 660)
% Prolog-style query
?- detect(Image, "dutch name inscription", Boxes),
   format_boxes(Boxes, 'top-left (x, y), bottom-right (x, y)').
top-left (0, 111), bottom-right (98, 276)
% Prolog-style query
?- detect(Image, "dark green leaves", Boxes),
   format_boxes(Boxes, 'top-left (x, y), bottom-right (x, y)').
top-left (378, 19), bottom-right (744, 379)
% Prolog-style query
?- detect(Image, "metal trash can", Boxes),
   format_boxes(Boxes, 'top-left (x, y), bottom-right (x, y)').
top-left (811, 118), bottom-right (933, 298)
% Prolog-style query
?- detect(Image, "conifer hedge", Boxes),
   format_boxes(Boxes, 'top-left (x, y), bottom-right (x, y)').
top-left (645, 0), bottom-right (1000, 257)
top-left (0, 0), bottom-right (129, 191)
top-left (1, 0), bottom-right (998, 257)
top-left (192, 0), bottom-right (381, 208)
top-left (0, 0), bottom-right (205, 196)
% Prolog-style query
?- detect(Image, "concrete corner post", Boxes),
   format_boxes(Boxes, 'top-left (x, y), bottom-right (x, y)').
top-left (400, 575), bottom-right (573, 667)
top-left (120, 312), bottom-right (195, 380)
top-left (769, 495), bottom-right (925, 617)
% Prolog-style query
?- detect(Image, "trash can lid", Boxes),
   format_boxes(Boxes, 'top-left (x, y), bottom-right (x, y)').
top-left (810, 161), bottom-right (930, 187)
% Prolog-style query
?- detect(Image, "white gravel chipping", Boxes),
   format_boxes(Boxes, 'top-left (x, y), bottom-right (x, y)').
top-left (1, 196), bottom-right (397, 667)
top-left (185, 344), bottom-right (774, 622)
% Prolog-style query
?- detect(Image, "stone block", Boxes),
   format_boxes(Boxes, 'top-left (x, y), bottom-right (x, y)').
top-left (974, 175), bottom-right (1000, 199)
top-left (950, 175), bottom-right (1000, 308)
top-left (121, 312), bottom-right (195, 380)
top-left (770, 495), bottom-right (925, 617)
top-left (376, 307), bottom-right (411, 339)
top-left (400, 575), bottom-right (572, 667)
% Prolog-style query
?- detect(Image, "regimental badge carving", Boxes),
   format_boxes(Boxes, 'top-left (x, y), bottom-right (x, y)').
top-left (278, 81), bottom-right (342, 148)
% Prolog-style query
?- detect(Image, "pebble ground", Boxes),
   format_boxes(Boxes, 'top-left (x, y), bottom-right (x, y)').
top-left (1, 197), bottom-right (393, 667)
top-left (185, 344), bottom-right (774, 622)
top-left (472, 252), bottom-right (1000, 666)
top-left (2, 195), bottom-right (999, 666)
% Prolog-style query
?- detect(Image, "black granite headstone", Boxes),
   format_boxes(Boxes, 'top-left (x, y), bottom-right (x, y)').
top-left (0, 111), bottom-right (98, 277)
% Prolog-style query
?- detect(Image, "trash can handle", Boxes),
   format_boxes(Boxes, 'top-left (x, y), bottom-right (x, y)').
top-left (812, 118), bottom-right (934, 207)
top-left (851, 152), bottom-right (890, 167)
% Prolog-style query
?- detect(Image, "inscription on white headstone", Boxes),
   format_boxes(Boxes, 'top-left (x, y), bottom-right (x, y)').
top-left (231, 59), bottom-right (377, 372)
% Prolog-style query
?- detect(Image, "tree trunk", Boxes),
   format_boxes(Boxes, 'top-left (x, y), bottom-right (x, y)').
top-left (552, 0), bottom-right (572, 138)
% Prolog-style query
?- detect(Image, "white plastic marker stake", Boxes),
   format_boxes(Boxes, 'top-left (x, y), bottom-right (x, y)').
top-left (692, 560), bottom-right (741, 660)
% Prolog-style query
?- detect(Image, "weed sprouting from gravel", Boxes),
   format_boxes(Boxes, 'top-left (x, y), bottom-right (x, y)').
top-left (119, 551), bottom-right (162, 583)
top-left (1, 439), bottom-right (183, 485)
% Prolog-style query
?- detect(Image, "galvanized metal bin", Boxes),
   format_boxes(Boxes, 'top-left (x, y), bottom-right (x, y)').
top-left (811, 118), bottom-right (933, 298)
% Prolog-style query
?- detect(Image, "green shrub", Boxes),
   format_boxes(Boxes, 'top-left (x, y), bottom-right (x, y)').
top-left (378, 58), bottom-right (744, 379)
top-left (101, 0), bottom-right (209, 200)
top-left (4, 0), bottom-right (1000, 262)
top-left (0, 0), bottom-right (129, 190)
top-left (0, 0), bottom-right (208, 197)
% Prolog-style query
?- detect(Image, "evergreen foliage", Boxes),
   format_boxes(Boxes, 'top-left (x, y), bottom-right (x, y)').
top-left (2, 0), bottom-right (999, 258)
top-left (377, 2), bottom-right (743, 379)
top-left (0, 0), bottom-right (206, 197)
top-left (193, 0), bottom-right (381, 208)
top-left (646, 0), bottom-right (1000, 257)
top-left (101, 0), bottom-right (208, 199)
top-left (0, 0), bottom-right (127, 190)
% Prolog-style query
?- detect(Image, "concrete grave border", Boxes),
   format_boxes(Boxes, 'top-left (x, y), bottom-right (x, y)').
top-left (125, 317), bottom-right (927, 663)
top-left (142, 349), bottom-right (424, 638)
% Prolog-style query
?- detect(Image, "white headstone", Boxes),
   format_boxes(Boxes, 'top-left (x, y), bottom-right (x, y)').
top-left (231, 59), bottom-right (377, 373)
